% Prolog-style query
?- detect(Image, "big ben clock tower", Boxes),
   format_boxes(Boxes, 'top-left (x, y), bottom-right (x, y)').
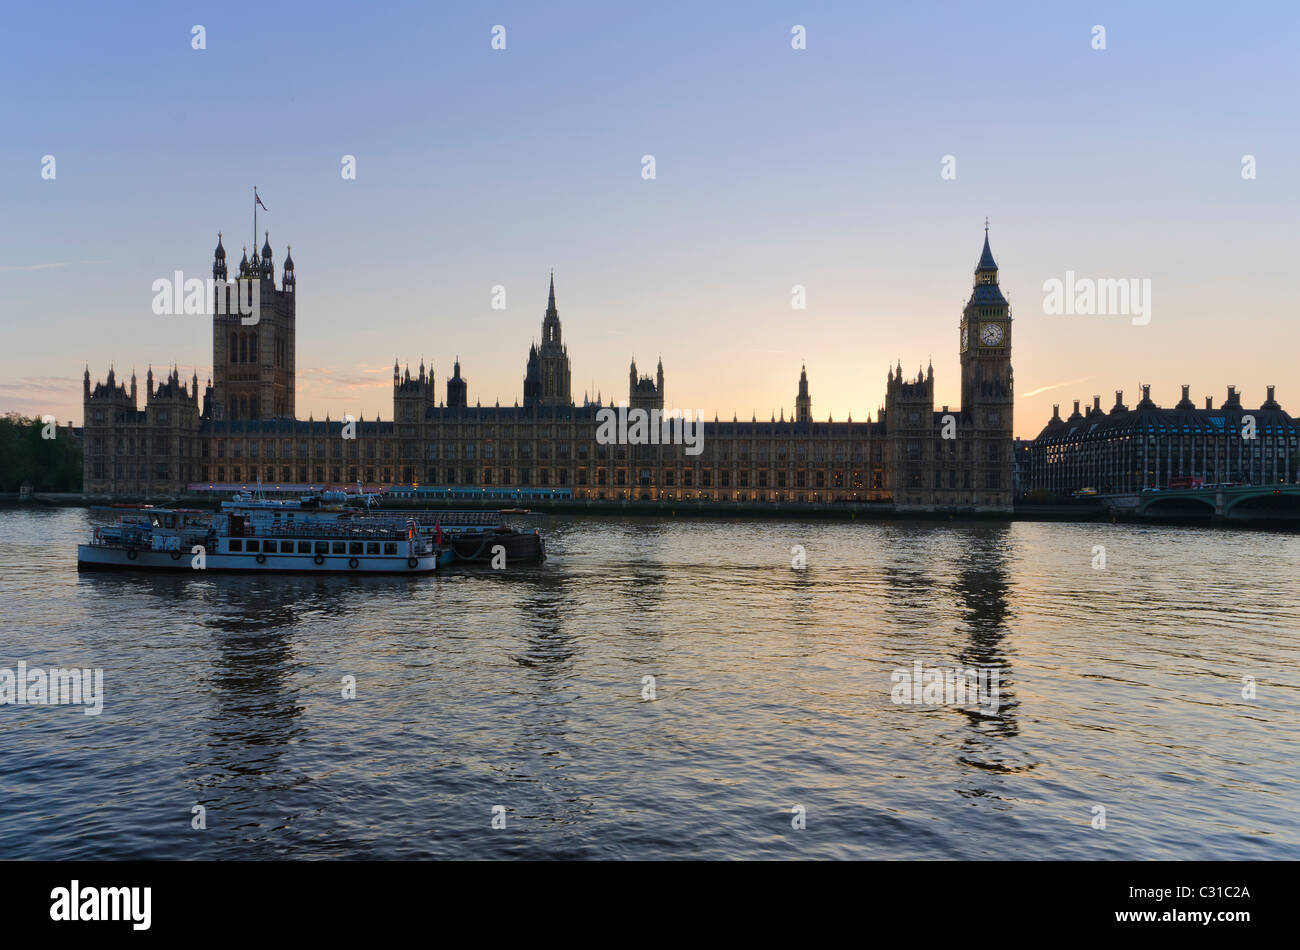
top-left (958, 223), bottom-right (1014, 507)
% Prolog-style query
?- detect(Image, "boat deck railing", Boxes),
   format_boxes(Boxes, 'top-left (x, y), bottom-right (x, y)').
top-left (245, 523), bottom-right (422, 541)
top-left (351, 510), bottom-right (503, 527)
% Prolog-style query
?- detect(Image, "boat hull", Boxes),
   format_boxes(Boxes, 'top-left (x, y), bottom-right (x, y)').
top-left (447, 530), bottom-right (545, 564)
top-left (77, 544), bottom-right (438, 574)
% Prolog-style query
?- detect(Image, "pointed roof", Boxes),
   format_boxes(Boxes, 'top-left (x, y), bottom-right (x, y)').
top-left (547, 270), bottom-right (556, 312)
top-left (976, 224), bottom-right (997, 273)
top-left (969, 223), bottom-right (1008, 306)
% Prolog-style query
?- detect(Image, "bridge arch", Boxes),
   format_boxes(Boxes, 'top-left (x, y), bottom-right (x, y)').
top-left (1225, 490), bottom-right (1300, 520)
top-left (1140, 494), bottom-right (1216, 519)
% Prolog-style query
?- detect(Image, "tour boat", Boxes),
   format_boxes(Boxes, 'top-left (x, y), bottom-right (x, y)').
top-left (77, 506), bottom-right (441, 573)
top-left (218, 489), bottom-right (545, 565)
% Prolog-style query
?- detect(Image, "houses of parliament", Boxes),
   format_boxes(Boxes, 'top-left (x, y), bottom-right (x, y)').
top-left (82, 229), bottom-right (1016, 510)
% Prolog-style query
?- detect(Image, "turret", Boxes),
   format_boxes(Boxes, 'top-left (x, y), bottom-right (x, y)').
top-left (795, 364), bottom-right (811, 423)
top-left (213, 232), bottom-right (227, 281)
top-left (447, 358), bottom-right (468, 408)
top-left (260, 232), bottom-right (274, 280)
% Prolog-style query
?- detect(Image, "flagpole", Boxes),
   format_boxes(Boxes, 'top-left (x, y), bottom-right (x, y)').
top-left (253, 186), bottom-right (257, 261)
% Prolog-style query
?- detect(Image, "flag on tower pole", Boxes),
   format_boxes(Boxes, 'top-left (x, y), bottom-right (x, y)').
top-left (253, 187), bottom-right (268, 259)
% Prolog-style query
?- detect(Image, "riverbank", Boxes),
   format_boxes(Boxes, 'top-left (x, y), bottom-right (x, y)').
top-left (12, 491), bottom-right (1300, 527)
top-left (0, 491), bottom-right (1125, 523)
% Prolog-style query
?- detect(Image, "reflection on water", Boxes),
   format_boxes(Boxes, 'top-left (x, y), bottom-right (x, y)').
top-left (0, 508), bottom-right (1297, 859)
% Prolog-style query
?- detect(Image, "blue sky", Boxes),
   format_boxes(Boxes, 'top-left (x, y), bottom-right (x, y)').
top-left (2, 0), bottom-right (1297, 435)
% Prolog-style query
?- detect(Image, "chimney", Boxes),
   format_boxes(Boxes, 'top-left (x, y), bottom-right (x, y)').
top-left (1093, 395), bottom-right (1101, 412)
top-left (1142, 384), bottom-right (1151, 402)
top-left (1205, 396), bottom-right (1213, 410)
top-left (1228, 385), bottom-right (1237, 400)
top-left (1182, 385), bottom-right (1189, 401)
top-left (1268, 385), bottom-right (1276, 402)
top-left (1072, 399), bottom-right (1081, 415)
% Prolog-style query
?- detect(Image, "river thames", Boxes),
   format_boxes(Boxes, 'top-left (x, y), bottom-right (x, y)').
top-left (0, 507), bottom-right (1296, 859)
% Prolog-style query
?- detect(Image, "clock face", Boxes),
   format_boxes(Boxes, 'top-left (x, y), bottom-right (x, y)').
top-left (980, 322), bottom-right (1004, 346)
top-left (960, 324), bottom-right (969, 351)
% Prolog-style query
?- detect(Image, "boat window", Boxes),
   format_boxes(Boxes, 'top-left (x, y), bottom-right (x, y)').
top-left (263, 541), bottom-right (277, 554)
top-left (366, 542), bottom-right (380, 555)
top-left (315, 542), bottom-right (329, 555)
top-left (332, 542), bottom-right (347, 555)
top-left (384, 543), bottom-right (397, 555)
top-left (298, 541), bottom-right (312, 554)
top-left (246, 540), bottom-right (260, 553)
top-left (349, 542), bottom-right (363, 555)
top-left (229, 539), bottom-right (242, 552)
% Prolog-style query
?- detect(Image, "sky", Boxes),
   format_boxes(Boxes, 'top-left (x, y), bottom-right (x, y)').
top-left (1, 0), bottom-right (1297, 438)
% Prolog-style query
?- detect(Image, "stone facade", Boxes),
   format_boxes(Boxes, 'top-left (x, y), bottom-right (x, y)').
top-left (82, 229), bottom-right (1015, 509)
top-left (1028, 385), bottom-right (1300, 496)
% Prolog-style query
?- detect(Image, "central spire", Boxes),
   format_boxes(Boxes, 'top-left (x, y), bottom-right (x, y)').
top-left (526, 270), bottom-right (572, 407)
top-left (977, 224), bottom-right (997, 274)
top-left (541, 271), bottom-right (561, 346)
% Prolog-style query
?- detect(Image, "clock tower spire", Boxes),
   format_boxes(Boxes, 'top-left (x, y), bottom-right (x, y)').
top-left (958, 224), bottom-right (1013, 503)
top-left (960, 224), bottom-right (1011, 410)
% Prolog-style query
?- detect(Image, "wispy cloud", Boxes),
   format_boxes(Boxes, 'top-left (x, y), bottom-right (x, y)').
top-left (1021, 376), bottom-right (1091, 399)
top-left (0, 260), bottom-right (111, 272)
top-left (0, 376), bottom-right (80, 395)
top-left (298, 365), bottom-right (395, 394)
top-left (0, 262), bottom-right (69, 272)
